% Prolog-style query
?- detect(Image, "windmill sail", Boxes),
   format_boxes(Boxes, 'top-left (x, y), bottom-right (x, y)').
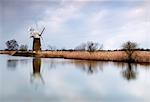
top-left (29, 26), bottom-right (45, 52)
top-left (40, 27), bottom-right (45, 36)
top-left (29, 27), bottom-right (41, 38)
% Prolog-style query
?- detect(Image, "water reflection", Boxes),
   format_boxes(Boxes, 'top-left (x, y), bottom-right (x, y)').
top-left (47, 59), bottom-right (150, 79)
top-left (7, 58), bottom-right (150, 83)
top-left (114, 62), bottom-right (138, 81)
top-left (122, 63), bottom-right (138, 81)
top-left (49, 59), bottom-right (57, 69)
top-left (6, 57), bottom-right (150, 82)
top-left (7, 59), bottom-right (18, 70)
top-left (7, 59), bottom-right (29, 70)
top-left (47, 59), bottom-right (105, 74)
top-left (30, 58), bottom-right (44, 85)
top-left (47, 59), bottom-right (150, 81)
top-left (2, 55), bottom-right (150, 102)
top-left (70, 60), bottom-right (104, 74)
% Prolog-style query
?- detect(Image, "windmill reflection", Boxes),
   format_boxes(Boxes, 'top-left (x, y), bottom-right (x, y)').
top-left (30, 58), bottom-right (44, 85)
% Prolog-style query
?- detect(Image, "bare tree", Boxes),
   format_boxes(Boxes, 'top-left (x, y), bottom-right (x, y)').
top-left (19, 44), bottom-right (28, 51)
top-left (48, 45), bottom-right (56, 51)
top-left (5, 39), bottom-right (19, 50)
top-left (75, 41), bottom-right (103, 52)
top-left (87, 41), bottom-right (103, 52)
top-left (75, 43), bottom-right (87, 51)
top-left (122, 41), bottom-right (138, 62)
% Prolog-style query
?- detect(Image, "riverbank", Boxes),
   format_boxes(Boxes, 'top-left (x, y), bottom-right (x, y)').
top-left (0, 50), bottom-right (150, 63)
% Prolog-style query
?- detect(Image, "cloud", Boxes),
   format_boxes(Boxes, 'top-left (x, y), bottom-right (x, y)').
top-left (38, 0), bottom-right (87, 32)
top-left (0, 0), bottom-right (61, 49)
top-left (104, 1), bottom-right (150, 49)
top-left (0, 0), bottom-right (149, 50)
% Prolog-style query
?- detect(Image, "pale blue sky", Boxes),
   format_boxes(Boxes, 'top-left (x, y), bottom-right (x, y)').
top-left (0, 0), bottom-right (150, 50)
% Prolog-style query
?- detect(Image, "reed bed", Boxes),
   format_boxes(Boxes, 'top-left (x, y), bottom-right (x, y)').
top-left (1, 50), bottom-right (149, 63)
top-left (0, 51), bottom-right (17, 55)
top-left (37, 51), bottom-right (150, 63)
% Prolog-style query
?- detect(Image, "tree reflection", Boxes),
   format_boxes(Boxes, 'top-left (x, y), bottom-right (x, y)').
top-left (49, 59), bottom-right (56, 69)
top-left (122, 62), bottom-right (137, 81)
top-left (30, 58), bottom-right (44, 85)
top-left (71, 60), bottom-right (104, 74)
top-left (114, 62), bottom-right (138, 81)
top-left (7, 59), bottom-right (29, 70)
top-left (7, 59), bottom-right (18, 70)
top-left (47, 59), bottom-right (105, 74)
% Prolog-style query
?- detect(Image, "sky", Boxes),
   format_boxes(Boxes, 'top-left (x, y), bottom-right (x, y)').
top-left (0, 0), bottom-right (150, 50)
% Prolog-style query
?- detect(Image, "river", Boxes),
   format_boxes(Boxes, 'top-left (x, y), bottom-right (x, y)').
top-left (0, 55), bottom-right (150, 102)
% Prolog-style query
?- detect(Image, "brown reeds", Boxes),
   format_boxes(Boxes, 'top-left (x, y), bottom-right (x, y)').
top-left (36, 51), bottom-right (150, 63)
top-left (1, 50), bottom-right (149, 63)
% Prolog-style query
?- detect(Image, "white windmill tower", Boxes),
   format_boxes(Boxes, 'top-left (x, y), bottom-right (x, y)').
top-left (29, 26), bottom-right (45, 52)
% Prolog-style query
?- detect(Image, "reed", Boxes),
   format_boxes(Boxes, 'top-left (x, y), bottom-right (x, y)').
top-left (37, 51), bottom-right (150, 63)
top-left (1, 50), bottom-right (149, 63)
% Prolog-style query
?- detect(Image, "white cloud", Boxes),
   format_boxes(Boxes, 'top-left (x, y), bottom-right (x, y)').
top-left (103, 1), bottom-right (150, 49)
top-left (38, 0), bottom-right (87, 33)
top-left (24, 0), bottom-right (150, 49)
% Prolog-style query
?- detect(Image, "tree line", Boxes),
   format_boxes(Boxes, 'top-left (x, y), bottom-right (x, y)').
top-left (5, 39), bottom-right (28, 51)
top-left (4, 39), bottom-right (150, 62)
top-left (5, 39), bottom-right (150, 52)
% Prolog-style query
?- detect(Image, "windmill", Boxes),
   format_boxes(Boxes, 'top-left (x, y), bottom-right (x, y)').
top-left (29, 26), bottom-right (45, 52)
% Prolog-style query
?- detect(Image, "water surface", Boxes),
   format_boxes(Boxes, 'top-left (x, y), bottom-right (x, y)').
top-left (0, 55), bottom-right (150, 102)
